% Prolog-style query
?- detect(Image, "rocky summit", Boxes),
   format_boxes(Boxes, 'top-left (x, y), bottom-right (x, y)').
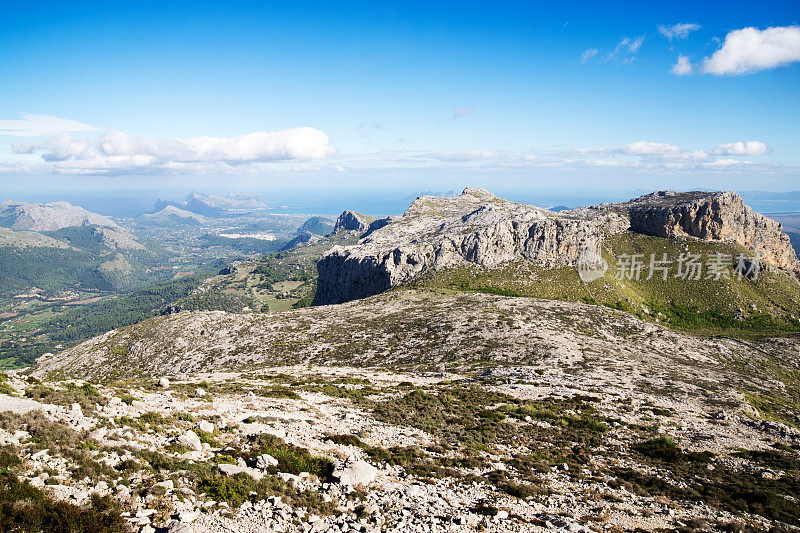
top-left (2, 188), bottom-right (800, 533)
top-left (604, 190), bottom-right (799, 272)
top-left (315, 188), bottom-right (798, 305)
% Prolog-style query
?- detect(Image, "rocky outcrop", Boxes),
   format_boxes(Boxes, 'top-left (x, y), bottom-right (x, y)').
top-left (314, 188), bottom-right (627, 305)
top-left (332, 210), bottom-right (375, 233)
top-left (609, 191), bottom-right (799, 272)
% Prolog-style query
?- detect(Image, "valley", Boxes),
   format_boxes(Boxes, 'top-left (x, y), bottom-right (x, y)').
top-left (0, 193), bottom-right (339, 368)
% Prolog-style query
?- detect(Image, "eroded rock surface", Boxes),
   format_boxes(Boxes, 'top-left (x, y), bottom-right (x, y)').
top-left (603, 190), bottom-right (799, 272)
top-left (314, 188), bottom-right (627, 305)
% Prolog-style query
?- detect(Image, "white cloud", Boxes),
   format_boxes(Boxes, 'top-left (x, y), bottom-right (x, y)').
top-left (703, 158), bottom-right (754, 168)
top-left (425, 150), bottom-right (505, 162)
top-left (11, 127), bottom-right (335, 175)
top-left (580, 48), bottom-right (598, 64)
top-left (606, 36), bottom-right (645, 63)
top-left (671, 55), bottom-right (693, 75)
top-left (702, 26), bottom-right (800, 75)
top-left (711, 140), bottom-right (768, 155)
top-left (619, 141), bottom-right (683, 156)
top-left (452, 107), bottom-right (475, 119)
top-left (658, 23), bottom-right (701, 40)
top-left (0, 113), bottom-right (101, 137)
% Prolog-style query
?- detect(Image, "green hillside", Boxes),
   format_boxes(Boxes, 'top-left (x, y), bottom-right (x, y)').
top-left (408, 231), bottom-right (800, 338)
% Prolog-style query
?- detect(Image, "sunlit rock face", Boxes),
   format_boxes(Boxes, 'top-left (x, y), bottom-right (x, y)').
top-left (313, 187), bottom-right (627, 305)
top-left (615, 191), bottom-right (799, 272)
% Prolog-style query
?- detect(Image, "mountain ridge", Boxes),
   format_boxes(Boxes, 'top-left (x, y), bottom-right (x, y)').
top-left (0, 200), bottom-right (121, 232)
top-left (314, 188), bottom-right (799, 305)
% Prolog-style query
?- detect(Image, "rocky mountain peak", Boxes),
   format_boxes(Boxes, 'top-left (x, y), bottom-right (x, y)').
top-left (314, 188), bottom-right (799, 306)
top-left (607, 190), bottom-right (799, 272)
top-left (332, 210), bottom-right (375, 233)
top-left (460, 186), bottom-right (495, 199)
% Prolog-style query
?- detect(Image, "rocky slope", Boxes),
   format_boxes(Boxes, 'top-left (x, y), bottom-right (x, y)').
top-left (603, 190), bottom-right (799, 272)
top-left (314, 188), bottom-right (627, 305)
top-left (30, 290), bottom-right (800, 426)
top-left (16, 289), bottom-right (800, 532)
top-left (0, 226), bottom-right (73, 249)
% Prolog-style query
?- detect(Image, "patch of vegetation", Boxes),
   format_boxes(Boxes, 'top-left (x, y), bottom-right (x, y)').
top-left (0, 411), bottom-right (117, 482)
top-left (25, 382), bottom-right (106, 413)
top-left (330, 386), bottom-right (608, 494)
top-left (0, 472), bottom-right (128, 533)
top-left (195, 472), bottom-right (336, 514)
top-left (618, 437), bottom-right (800, 526)
top-left (118, 393), bottom-right (136, 405)
top-left (366, 387), bottom-right (607, 450)
top-left (244, 433), bottom-right (335, 481)
top-left (364, 444), bottom-right (472, 480)
top-left (196, 429), bottom-right (220, 448)
top-left (0, 373), bottom-right (16, 396)
top-left (633, 437), bottom-right (713, 464)
top-left (408, 231), bottom-right (800, 338)
top-left (256, 386), bottom-right (301, 400)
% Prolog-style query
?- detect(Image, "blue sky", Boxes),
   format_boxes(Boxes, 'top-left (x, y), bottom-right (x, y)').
top-left (1, 0), bottom-right (799, 197)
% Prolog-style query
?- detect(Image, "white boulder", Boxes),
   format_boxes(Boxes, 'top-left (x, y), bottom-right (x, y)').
top-left (256, 453), bottom-right (278, 470)
top-left (177, 430), bottom-right (202, 451)
top-left (197, 420), bottom-right (214, 434)
top-left (333, 460), bottom-right (377, 487)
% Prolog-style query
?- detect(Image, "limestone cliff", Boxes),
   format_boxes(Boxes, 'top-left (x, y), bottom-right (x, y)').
top-left (607, 191), bottom-right (799, 272)
top-left (313, 188), bottom-right (626, 305)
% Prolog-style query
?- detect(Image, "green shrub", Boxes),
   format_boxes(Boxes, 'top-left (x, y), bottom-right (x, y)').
top-left (0, 472), bottom-right (128, 532)
top-left (256, 386), bottom-right (301, 400)
top-left (0, 373), bottom-right (16, 396)
top-left (118, 394), bottom-right (136, 405)
top-left (248, 434), bottom-right (334, 481)
top-left (196, 429), bottom-right (220, 447)
top-left (633, 437), bottom-right (681, 462)
top-left (195, 471), bottom-right (335, 514)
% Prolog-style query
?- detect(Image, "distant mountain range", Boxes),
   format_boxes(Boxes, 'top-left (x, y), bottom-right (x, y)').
top-left (140, 205), bottom-right (206, 224)
top-left (0, 200), bottom-right (121, 232)
top-left (151, 192), bottom-right (267, 217)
